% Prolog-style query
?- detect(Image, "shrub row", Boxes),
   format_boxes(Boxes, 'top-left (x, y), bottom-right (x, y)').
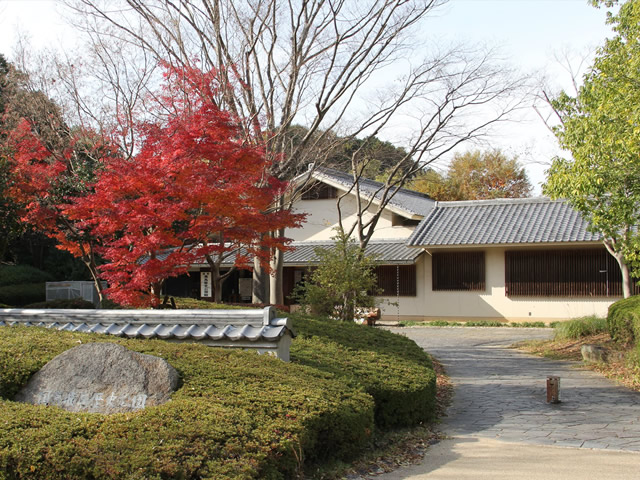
top-left (0, 283), bottom-right (46, 307)
top-left (608, 295), bottom-right (640, 344)
top-left (291, 313), bottom-right (437, 428)
top-left (0, 326), bottom-right (374, 479)
top-left (23, 299), bottom-right (96, 309)
top-left (0, 265), bottom-right (53, 287)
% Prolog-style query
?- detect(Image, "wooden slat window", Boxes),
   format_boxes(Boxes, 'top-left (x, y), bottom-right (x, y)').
top-left (432, 252), bottom-right (485, 291)
top-left (505, 249), bottom-right (636, 297)
top-left (374, 265), bottom-right (417, 296)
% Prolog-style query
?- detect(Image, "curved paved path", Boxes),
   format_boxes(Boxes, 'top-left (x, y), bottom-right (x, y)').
top-left (373, 327), bottom-right (640, 479)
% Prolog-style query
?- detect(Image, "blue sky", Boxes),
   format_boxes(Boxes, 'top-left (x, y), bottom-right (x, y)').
top-left (0, 0), bottom-right (615, 193)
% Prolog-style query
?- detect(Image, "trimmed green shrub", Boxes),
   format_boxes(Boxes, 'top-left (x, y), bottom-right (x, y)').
top-left (464, 320), bottom-right (504, 327)
top-left (0, 326), bottom-right (374, 479)
top-left (608, 295), bottom-right (640, 344)
top-left (173, 297), bottom-right (246, 310)
top-left (24, 298), bottom-right (96, 309)
top-left (291, 314), bottom-right (436, 428)
top-left (554, 315), bottom-right (608, 341)
top-left (512, 321), bottom-right (547, 328)
top-left (0, 282), bottom-right (46, 307)
top-left (0, 265), bottom-right (54, 287)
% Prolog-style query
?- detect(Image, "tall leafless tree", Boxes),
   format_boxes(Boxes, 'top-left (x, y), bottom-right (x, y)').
top-left (59, 0), bottom-right (526, 304)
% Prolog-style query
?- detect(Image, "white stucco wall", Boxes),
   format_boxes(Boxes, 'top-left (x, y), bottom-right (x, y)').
top-left (378, 247), bottom-right (619, 322)
top-left (289, 196), bottom-right (415, 242)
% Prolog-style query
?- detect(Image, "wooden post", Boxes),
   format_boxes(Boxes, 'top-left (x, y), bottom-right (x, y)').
top-left (546, 376), bottom-right (560, 403)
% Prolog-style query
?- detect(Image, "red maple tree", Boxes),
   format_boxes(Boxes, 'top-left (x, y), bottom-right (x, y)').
top-left (3, 118), bottom-right (114, 301)
top-left (67, 66), bottom-right (303, 306)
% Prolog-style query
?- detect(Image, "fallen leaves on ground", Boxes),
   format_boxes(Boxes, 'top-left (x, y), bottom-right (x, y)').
top-left (515, 333), bottom-right (640, 392)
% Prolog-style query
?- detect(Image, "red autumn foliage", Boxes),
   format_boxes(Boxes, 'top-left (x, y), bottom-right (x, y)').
top-left (3, 117), bottom-right (113, 297)
top-left (67, 66), bottom-right (303, 306)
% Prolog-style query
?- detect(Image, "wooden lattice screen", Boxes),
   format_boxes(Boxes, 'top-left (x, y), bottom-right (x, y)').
top-left (374, 265), bottom-right (417, 296)
top-left (432, 252), bottom-right (485, 291)
top-left (505, 249), bottom-right (635, 297)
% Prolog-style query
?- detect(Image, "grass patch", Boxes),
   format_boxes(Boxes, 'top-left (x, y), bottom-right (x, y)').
top-left (553, 316), bottom-right (608, 341)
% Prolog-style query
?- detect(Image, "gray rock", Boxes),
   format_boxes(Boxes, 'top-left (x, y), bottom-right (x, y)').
top-left (581, 344), bottom-right (608, 363)
top-left (14, 343), bottom-right (179, 414)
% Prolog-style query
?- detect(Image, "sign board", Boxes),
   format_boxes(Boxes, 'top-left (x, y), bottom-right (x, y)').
top-left (239, 278), bottom-right (252, 300)
top-left (200, 271), bottom-right (212, 298)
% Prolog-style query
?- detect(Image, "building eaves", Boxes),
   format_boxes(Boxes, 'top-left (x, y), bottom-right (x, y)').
top-left (407, 197), bottom-right (601, 247)
top-left (285, 240), bottom-right (423, 266)
top-left (310, 167), bottom-right (436, 218)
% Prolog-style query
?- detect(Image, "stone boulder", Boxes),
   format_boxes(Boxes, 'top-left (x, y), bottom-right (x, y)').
top-left (581, 344), bottom-right (608, 364)
top-left (14, 342), bottom-right (179, 414)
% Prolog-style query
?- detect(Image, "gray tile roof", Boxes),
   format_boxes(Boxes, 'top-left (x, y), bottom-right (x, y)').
top-left (0, 308), bottom-right (294, 343)
top-left (311, 167), bottom-right (436, 217)
top-left (407, 197), bottom-right (602, 247)
top-left (285, 241), bottom-right (423, 265)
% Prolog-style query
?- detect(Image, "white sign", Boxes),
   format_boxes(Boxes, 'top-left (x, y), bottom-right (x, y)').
top-left (200, 271), bottom-right (212, 298)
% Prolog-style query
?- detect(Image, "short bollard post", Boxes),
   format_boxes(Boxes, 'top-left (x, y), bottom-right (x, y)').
top-left (546, 376), bottom-right (560, 404)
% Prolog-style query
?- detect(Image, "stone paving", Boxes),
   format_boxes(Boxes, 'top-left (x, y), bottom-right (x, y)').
top-left (389, 326), bottom-right (640, 452)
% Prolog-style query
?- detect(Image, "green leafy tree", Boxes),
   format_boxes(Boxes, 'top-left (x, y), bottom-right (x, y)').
top-left (544, 0), bottom-right (640, 298)
top-left (410, 149), bottom-right (532, 200)
top-left (295, 230), bottom-right (379, 322)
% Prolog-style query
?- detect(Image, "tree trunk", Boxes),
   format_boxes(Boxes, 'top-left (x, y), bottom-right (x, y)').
top-left (205, 255), bottom-right (234, 304)
top-left (604, 240), bottom-right (632, 298)
top-left (212, 263), bottom-right (223, 303)
top-left (150, 280), bottom-right (163, 305)
top-left (252, 253), bottom-right (269, 304)
top-left (269, 229), bottom-right (285, 305)
top-left (82, 256), bottom-right (105, 306)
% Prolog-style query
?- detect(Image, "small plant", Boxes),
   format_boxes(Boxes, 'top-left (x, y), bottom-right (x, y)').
top-left (294, 229), bottom-right (379, 322)
top-left (554, 316), bottom-right (608, 341)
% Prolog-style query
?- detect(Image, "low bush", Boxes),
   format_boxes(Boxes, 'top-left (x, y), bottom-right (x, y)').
top-left (554, 315), bottom-right (608, 341)
top-left (23, 298), bottom-right (96, 309)
top-left (464, 320), bottom-right (504, 327)
top-left (607, 295), bottom-right (640, 344)
top-left (291, 313), bottom-right (436, 428)
top-left (512, 321), bottom-right (547, 328)
top-left (0, 283), bottom-right (46, 307)
top-left (0, 265), bottom-right (53, 287)
top-left (172, 297), bottom-right (246, 310)
top-left (0, 326), bottom-right (374, 479)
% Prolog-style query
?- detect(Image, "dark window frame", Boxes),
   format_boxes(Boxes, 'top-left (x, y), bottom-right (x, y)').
top-left (432, 251), bottom-right (486, 291)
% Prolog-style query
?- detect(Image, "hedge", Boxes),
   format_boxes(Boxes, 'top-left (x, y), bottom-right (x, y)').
top-left (607, 295), bottom-right (640, 344)
top-left (0, 265), bottom-right (53, 288)
top-left (0, 326), bottom-right (374, 479)
top-left (291, 313), bottom-right (437, 428)
top-left (23, 299), bottom-right (96, 309)
top-left (0, 283), bottom-right (46, 307)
